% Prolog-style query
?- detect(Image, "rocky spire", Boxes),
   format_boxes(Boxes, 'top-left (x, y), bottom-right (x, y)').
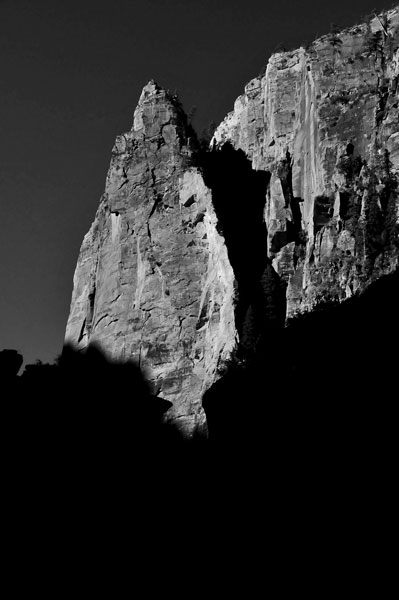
top-left (65, 81), bottom-right (236, 435)
top-left (66, 7), bottom-right (399, 436)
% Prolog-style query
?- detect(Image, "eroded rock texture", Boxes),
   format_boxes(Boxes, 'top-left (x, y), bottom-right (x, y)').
top-left (67, 9), bottom-right (399, 435)
top-left (65, 81), bottom-right (236, 434)
top-left (213, 7), bottom-right (399, 317)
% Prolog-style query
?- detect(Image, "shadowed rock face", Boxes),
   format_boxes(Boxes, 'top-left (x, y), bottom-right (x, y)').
top-left (213, 7), bottom-right (399, 317)
top-left (65, 81), bottom-right (236, 435)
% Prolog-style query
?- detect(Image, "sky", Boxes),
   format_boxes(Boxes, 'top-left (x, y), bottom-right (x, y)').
top-left (0, 0), bottom-right (395, 367)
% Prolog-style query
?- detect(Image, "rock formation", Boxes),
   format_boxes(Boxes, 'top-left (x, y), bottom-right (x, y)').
top-left (65, 82), bottom-right (236, 434)
top-left (213, 7), bottom-right (399, 317)
top-left (66, 7), bottom-right (399, 435)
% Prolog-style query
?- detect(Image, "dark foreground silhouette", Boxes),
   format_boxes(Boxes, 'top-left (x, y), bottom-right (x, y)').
top-left (204, 268), bottom-right (398, 483)
top-left (2, 271), bottom-right (397, 577)
top-left (3, 271), bottom-right (398, 477)
top-left (3, 342), bottom-right (209, 478)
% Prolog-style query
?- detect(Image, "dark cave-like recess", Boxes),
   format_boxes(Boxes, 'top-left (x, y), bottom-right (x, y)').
top-left (199, 143), bottom-right (286, 346)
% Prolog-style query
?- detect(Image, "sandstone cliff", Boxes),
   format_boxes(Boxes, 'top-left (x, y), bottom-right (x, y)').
top-left (65, 82), bottom-right (236, 434)
top-left (213, 7), bottom-right (399, 317)
top-left (66, 8), bottom-right (399, 435)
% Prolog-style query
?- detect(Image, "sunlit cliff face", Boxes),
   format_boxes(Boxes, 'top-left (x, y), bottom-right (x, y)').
top-left (65, 82), bottom-right (236, 436)
top-left (213, 7), bottom-right (398, 317)
top-left (66, 8), bottom-right (399, 436)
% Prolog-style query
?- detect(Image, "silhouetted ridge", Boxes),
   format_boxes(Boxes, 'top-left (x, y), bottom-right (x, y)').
top-left (2, 271), bottom-right (397, 554)
top-left (4, 343), bottom-right (211, 459)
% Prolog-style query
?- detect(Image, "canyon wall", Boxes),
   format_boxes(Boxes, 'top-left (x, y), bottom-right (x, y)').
top-left (66, 8), bottom-right (399, 435)
top-left (213, 7), bottom-right (399, 317)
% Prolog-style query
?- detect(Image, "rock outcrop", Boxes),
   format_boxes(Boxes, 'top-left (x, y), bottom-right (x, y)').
top-left (65, 82), bottom-right (236, 434)
top-left (66, 8), bottom-right (399, 435)
top-left (213, 7), bottom-right (399, 317)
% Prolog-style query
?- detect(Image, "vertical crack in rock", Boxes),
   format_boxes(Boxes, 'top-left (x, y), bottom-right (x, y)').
top-left (133, 237), bottom-right (146, 310)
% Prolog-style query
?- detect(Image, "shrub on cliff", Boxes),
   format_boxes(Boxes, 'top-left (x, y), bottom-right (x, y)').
top-left (337, 153), bottom-right (364, 181)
